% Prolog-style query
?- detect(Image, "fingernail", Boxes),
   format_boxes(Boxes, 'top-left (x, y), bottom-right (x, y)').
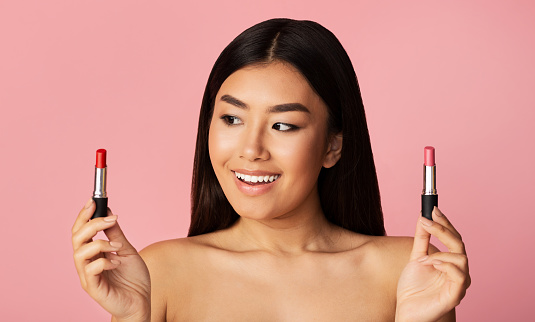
top-left (418, 255), bottom-right (429, 262)
top-left (84, 198), bottom-right (94, 209)
top-left (110, 259), bottom-right (120, 265)
top-left (431, 259), bottom-right (443, 265)
top-left (103, 215), bottom-right (118, 222)
top-left (110, 241), bottom-right (122, 248)
top-left (420, 217), bottom-right (433, 227)
top-left (433, 207), bottom-right (443, 217)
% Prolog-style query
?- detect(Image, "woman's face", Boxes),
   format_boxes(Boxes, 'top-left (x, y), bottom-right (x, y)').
top-left (208, 61), bottom-right (340, 221)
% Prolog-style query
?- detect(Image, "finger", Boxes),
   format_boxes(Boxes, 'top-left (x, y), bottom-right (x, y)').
top-left (432, 207), bottom-right (462, 240)
top-left (73, 239), bottom-right (123, 274)
top-left (418, 252), bottom-right (469, 273)
top-left (83, 257), bottom-right (121, 291)
top-left (409, 213), bottom-right (432, 261)
top-left (72, 215), bottom-right (118, 251)
top-left (431, 261), bottom-right (470, 304)
top-left (103, 209), bottom-right (138, 256)
top-left (72, 198), bottom-right (96, 235)
top-left (420, 216), bottom-right (466, 254)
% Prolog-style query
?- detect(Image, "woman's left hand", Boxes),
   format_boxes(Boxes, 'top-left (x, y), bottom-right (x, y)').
top-left (395, 207), bottom-right (471, 322)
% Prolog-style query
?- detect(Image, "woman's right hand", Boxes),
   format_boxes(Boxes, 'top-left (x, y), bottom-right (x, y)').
top-left (72, 199), bottom-right (151, 322)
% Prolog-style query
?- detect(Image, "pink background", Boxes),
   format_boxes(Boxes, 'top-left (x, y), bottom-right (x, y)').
top-left (1, 1), bottom-right (534, 320)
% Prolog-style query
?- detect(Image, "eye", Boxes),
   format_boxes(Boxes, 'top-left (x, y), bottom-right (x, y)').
top-left (273, 122), bottom-right (298, 132)
top-left (220, 115), bottom-right (242, 126)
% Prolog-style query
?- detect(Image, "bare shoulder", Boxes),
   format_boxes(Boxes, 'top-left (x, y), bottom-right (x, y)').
top-left (367, 236), bottom-right (414, 266)
top-left (139, 233), bottom-right (220, 271)
top-left (140, 235), bottom-right (208, 259)
top-left (138, 233), bottom-right (224, 320)
top-left (360, 234), bottom-right (440, 277)
top-left (347, 234), bottom-right (413, 284)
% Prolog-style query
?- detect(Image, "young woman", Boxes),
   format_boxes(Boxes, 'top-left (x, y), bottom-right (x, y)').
top-left (72, 18), bottom-right (470, 321)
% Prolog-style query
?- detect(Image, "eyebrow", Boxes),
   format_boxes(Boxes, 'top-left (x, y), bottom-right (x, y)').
top-left (220, 94), bottom-right (310, 114)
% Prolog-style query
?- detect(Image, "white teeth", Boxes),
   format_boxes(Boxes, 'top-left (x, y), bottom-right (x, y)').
top-left (234, 171), bottom-right (280, 183)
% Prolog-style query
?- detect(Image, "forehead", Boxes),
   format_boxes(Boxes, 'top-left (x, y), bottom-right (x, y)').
top-left (216, 62), bottom-right (325, 112)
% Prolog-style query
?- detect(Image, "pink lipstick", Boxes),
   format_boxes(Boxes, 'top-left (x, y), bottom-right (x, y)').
top-left (421, 146), bottom-right (437, 220)
top-left (91, 149), bottom-right (108, 219)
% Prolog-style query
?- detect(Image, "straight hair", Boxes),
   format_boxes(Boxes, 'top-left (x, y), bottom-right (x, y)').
top-left (188, 18), bottom-right (385, 237)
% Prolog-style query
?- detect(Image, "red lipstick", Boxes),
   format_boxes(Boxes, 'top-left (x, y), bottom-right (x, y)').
top-left (96, 149), bottom-right (106, 169)
top-left (91, 149), bottom-right (108, 219)
top-left (421, 146), bottom-right (437, 220)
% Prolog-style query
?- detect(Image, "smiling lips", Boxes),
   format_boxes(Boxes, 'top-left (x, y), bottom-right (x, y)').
top-left (233, 170), bottom-right (280, 185)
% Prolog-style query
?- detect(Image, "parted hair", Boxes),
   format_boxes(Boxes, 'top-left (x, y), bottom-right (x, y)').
top-left (188, 18), bottom-right (385, 237)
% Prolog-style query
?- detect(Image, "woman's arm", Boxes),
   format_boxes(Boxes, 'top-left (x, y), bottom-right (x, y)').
top-left (136, 244), bottom-right (170, 322)
top-left (437, 309), bottom-right (455, 322)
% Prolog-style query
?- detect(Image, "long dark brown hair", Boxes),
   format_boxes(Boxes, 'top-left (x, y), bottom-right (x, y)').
top-left (188, 18), bottom-right (385, 237)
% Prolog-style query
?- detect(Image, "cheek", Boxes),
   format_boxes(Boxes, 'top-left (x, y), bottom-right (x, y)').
top-left (208, 122), bottom-right (236, 171)
top-left (273, 131), bottom-right (327, 176)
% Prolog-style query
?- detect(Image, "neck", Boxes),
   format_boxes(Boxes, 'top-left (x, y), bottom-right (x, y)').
top-left (229, 195), bottom-right (340, 255)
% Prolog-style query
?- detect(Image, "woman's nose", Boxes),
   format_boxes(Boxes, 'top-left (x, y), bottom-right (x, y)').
top-left (239, 125), bottom-right (270, 161)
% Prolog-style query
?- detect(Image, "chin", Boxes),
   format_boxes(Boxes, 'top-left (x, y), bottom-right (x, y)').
top-left (232, 204), bottom-right (283, 222)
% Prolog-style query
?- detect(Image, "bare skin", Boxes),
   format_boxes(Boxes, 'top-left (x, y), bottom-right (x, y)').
top-left (72, 62), bottom-right (469, 321)
top-left (73, 203), bottom-right (465, 321)
top-left (140, 209), bottom-right (465, 321)
top-left (143, 220), bottom-right (418, 321)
